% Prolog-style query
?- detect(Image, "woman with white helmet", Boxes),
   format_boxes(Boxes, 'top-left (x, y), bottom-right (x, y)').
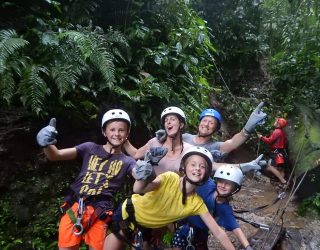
top-left (104, 146), bottom-right (235, 250)
top-left (36, 109), bottom-right (136, 250)
top-left (124, 106), bottom-right (193, 175)
top-left (172, 164), bottom-right (253, 250)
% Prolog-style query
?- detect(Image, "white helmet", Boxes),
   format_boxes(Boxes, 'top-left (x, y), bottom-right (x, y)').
top-left (161, 106), bottom-right (186, 125)
top-left (214, 165), bottom-right (243, 187)
top-left (180, 146), bottom-right (213, 185)
top-left (101, 109), bottom-right (131, 129)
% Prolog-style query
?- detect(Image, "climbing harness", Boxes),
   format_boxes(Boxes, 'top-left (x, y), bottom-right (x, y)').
top-left (72, 197), bottom-right (85, 236)
top-left (111, 197), bottom-right (144, 250)
top-left (186, 226), bottom-right (195, 250)
top-left (60, 194), bottom-right (114, 237)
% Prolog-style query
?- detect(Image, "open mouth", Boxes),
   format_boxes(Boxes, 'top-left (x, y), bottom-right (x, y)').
top-left (191, 171), bottom-right (203, 179)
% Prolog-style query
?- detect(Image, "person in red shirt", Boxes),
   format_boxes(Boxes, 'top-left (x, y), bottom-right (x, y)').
top-left (257, 118), bottom-right (288, 186)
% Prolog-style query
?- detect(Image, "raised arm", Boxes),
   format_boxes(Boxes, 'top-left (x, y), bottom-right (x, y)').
top-left (200, 212), bottom-right (235, 250)
top-left (133, 175), bottom-right (161, 194)
top-left (219, 130), bottom-right (249, 153)
top-left (43, 145), bottom-right (77, 161)
top-left (220, 102), bottom-right (267, 153)
top-left (123, 140), bottom-right (149, 160)
top-left (211, 154), bottom-right (266, 173)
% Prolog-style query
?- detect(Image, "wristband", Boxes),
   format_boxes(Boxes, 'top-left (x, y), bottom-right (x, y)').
top-left (242, 128), bottom-right (250, 137)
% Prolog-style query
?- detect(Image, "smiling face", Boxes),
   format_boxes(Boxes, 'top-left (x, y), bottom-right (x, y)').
top-left (184, 154), bottom-right (208, 183)
top-left (198, 116), bottom-right (219, 137)
top-left (103, 120), bottom-right (129, 147)
top-left (164, 114), bottom-right (184, 137)
top-left (216, 179), bottom-right (236, 197)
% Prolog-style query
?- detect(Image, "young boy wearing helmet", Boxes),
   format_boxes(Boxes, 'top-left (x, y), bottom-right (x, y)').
top-left (257, 117), bottom-right (288, 186)
top-left (172, 165), bottom-right (252, 250)
top-left (104, 146), bottom-right (235, 250)
top-left (36, 109), bottom-right (136, 250)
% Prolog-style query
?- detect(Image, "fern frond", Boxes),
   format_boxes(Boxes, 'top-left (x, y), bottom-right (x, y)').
top-left (51, 65), bottom-right (79, 97)
top-left (0, 72), bottom-right (16, 104)
top-left (18, 65), bottom-right (49, 114)
top-left (61, 30), bottom-right (116, 86)
top-left (89, 50), bottom-right (115, 86)
top-left (0, 29), bottom-right (29, 74)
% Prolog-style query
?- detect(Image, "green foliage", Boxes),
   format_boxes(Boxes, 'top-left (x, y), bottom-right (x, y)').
top-left (298, 193), bottom-right (320, 217)
top-left (0, 0), bottom-right (216, 133)
top-left (193, 0), bottom-right (262, 83)
top-left (0, 25), bottom-right (130, 117)
top-left (0, 29), bottom-right (29, 74)
top-left (119, 0), bottom-right (214, 130)
top-left (261, 0), bottom-right (320, 112)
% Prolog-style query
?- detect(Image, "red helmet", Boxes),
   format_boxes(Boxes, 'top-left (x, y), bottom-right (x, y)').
top-left (276, 118), bottom-right (287, 128)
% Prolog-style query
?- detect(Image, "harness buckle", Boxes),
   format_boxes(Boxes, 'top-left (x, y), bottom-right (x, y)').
top-left (60, 202), bottom-right (71, 214)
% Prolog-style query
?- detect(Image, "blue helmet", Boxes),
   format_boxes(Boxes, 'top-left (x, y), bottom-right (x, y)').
top-left (199, 108), bottom-right (222, 129)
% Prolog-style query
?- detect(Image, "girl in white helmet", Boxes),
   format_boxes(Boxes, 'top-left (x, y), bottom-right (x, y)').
top-left (124, 106), bottom-right (193, 175)
top-left (172, 165), bottom-right (252, 250)
top-left (104, 146), bottom-right (235, 250)
top-left (36, 109), bottom-right (136, 250)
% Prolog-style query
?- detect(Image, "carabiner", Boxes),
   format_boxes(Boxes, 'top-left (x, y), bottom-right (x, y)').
top-left (186, 226), bottom-right (195, 250)
top-left (72, 217), bottom-right (84, 235)
top-left (133, 230), bottom-right (144, 249)
top-left (72, 198), bottom-right (85, 236)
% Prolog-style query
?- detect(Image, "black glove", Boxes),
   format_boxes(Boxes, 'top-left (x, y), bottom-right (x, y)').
top-left (132, 160), bottom-right (156, 182)
top-left (145, 147), bottom-right (168, 166)
top-left (155, 129), bottom-right (166, 143)
top-left (210, 150), bottom-right (227, 162)
top-left (36, 118), bottom-right (58, 147)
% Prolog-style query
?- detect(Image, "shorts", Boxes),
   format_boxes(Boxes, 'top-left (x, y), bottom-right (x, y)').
top-left (58, 202), bottom-right (108, 250)
top-left (270, 150), bottom-right (287, 168)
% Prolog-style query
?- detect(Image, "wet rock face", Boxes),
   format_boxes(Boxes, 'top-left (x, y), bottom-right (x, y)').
top-left (0, 108), bottom-right (36, 190)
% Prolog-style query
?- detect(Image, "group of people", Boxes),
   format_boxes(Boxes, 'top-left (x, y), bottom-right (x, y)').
top-left (36, 102), bottom-right (289, 250)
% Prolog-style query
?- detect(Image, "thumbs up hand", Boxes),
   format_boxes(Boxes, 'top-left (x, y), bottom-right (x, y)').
top-left (36, 118), bottom-right (58, 147)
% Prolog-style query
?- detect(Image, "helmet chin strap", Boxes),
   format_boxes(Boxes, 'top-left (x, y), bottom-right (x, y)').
top-left (185, 175), bottom-right (204, 186)
top-left (181, 175), bottom-right (204, 205)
